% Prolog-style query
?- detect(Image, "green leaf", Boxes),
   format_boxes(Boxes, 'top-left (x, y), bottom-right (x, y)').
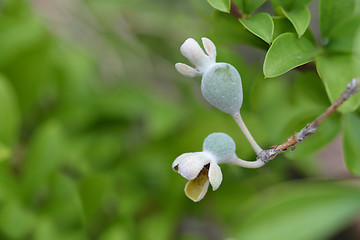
top-left (0, 75), bottom-right (20, 161)
top-left (271, 0), bottom-right (311, 12)
top-left (0, 202), bottom-right (35, 239)
top-left (316, 54), bottom-right (360, 113)
top-left (272, 17), bottom-right (296, 41)
top-left (206, 0), bottom-right (231, 12)
top-left (211, 12), bottom-right (268, 50)
top-left (236, 182), bottom-right (360, 240)
top-left (0, 16), bottom-right (45, 67)
top-left (78, 174), bottom-right (114, 223)
top-left (320, 0), bottom-right (355, 37)
top-left (264, 33), bottom-right (317, 78)
top-left (234, 0), bottom-right (266, 14)
top-left (327, 14), bottom-right (360, 55)
top-left (343, 113), bottom-right (360, 175)
top-left (280, 6), bottom-right (310, 37)
top-left (21, 121), bottom-right (65, 196)
top-left (240, 13), bottom-right (274, 43)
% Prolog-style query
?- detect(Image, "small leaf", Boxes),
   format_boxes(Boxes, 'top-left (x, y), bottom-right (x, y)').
top-left (0, 75), bottom-right (20, 161)
top-left (343, 113), bottom-right (360, 175)
top-left (236, 182), bottom-right (360, 240)
top-left (0, 202), bottom-right (35, 239)
top-left (316, 54), bottom-right (360, 113)
top-left (240, 13), bottom-right (274, 43)
top-left (272, 17), bottom-right (296, 41)
top-left (0, 75), bottom-right (20, 145)
top-left (327, 14), bottom-right (360, 55)
top-left (211, 12), bottom-right (268, 50)
top-left (264, 33), bottom-right (317, 78)
top-left (21, 121), bottom-right (65, 196)
top-left (234, 0), bottom-right (266, 14)
top-left (0, 16), bottom-right (45, 67)
top-left (271, 0), bottom-right (311, 10)
top-left (207, 0), bottom-right (231, 12)
top-left (280, 6), bottom-right (310, 37)
top-left (320, 0), bottom-right (355, 37)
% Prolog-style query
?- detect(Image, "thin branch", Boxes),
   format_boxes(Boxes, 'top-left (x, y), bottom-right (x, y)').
top-left (257, 78), bottom-right (360, 164)
top-left (229, 0), bottom-right (243, 19)
top-left (233, 112), bottom-right (263, 154)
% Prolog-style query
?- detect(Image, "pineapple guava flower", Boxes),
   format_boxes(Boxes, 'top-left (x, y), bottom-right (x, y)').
top-left (172, 133), bottom-right (267, 202)
top-left (175, 38), bottom-right (263, 155)
top-left (172, 151), bottom-right (222, 202)
top-left (172, 133), bottom-right (236, 202)
top-left (175, 38), bottom-right (216, 77)
top-left (175, 37), bottom-right (243, 116)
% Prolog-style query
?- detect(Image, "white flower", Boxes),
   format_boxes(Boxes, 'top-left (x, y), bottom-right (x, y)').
top-left (175, 38), bottom-right (243, 115)
top-left (172, 152), bottom-right (223, 202)
top-left (175, 38), bottom-right (216, 77)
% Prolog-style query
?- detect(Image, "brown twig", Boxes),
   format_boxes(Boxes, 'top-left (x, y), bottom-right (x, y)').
top-left (230, 0), bottom-right (243, 19)
top-left (257, 78), bottom-right (360, 163)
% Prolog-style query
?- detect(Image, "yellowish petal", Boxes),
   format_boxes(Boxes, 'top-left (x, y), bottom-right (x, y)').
top-left (185, 168), bottom-right (209, 202)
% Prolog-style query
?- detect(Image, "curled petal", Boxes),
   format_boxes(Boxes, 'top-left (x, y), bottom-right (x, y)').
top-left (208, 162), bottom-right (222, 191)
top-left (180, 38), bottom-right (213, 73)
top-left (175, 63), bottom-right (201, 77)
top-left (185, 168), bottom-right (209, 202)
top-left (172, 152), bottom-right (194, 172)
top-left (202, 38), bottom-right (216, 63)
top-left (178, 152), bottom-right (211, 180)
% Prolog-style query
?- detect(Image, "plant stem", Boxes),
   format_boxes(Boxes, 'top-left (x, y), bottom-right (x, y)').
top-left (229, 0), bottom-right (243, 19)
top-left (257, 78), bottom-right (360, 164)
top-left (228, 154), bottom-right (265, 168)
top-left (233, 112), bottom-right (263, 155)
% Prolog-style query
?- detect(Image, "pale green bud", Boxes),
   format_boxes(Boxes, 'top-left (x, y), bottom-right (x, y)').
top-left (176, 38), bottom-right (243, 115)
top-left (203, 132), bottom-right (236, 163)
top-left (201, 63), bottom-right (243, 115)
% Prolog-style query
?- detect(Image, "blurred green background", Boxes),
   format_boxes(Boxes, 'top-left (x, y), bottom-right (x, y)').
top-left (0, 0), bottom-right (360, 239)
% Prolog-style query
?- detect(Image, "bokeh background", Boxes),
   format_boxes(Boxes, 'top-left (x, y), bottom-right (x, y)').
top-left (0, 0), bottom-right (360, 239)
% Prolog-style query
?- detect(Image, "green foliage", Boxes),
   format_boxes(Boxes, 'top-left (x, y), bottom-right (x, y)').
top-left (279, 5), bottom-right (310, 37)
top-left (319, 0), bottom-right (355, 37)
top-left (0, 0), bottom-right (360, 239)
top-left (234, 0), bottom-right (266, 14)
top-left (327, 14), bottom-right (360, 54)
top-left (206, 0), bottom-right (230, 12)
top-left (316, 54), bottom-right (360, 113)
top-left (239, 13), bottom-right (274, 43)
top-left (0, 75), bottom-right (19, 160)
top-left (264, 33), bottom-right (316, 78)
top-left (236, 182), bottom-right (360, 240)
top-left (343, 113), bottom-right (360, 175)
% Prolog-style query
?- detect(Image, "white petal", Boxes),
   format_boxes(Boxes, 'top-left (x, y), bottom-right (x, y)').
top-left (185, 168), bottom-right (209, 202)
top-left (180, 38), bottom-right (211, 73)
top-left (178, 152), bottom-right (210, 180)
top-left (175, 63), bottom-right (201, 77)
top-left (172, 152), bottom-right (194, 171)
top-left (208, 162), bottom-right (223, 191)
top-left (202, 37), bottom-right (216, 62)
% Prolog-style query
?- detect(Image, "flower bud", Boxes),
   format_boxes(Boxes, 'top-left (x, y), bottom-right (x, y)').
top-left (176, 38), bottom-right (243, 115)
top-left (201, 63), bottom-right (243, 115)
top-left (203, 132), bottom-right (236, 163)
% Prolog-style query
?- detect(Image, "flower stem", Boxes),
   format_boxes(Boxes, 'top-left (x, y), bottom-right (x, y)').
top-left (232, 112), bottom-right (263, 155)
top-left (228, 154), bottom-right (265, 168)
